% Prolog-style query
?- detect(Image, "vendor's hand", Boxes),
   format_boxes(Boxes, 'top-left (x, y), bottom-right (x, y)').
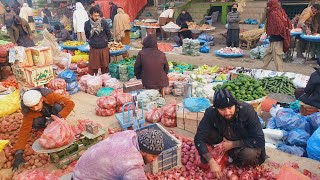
top-left (208, 158), bottom-right (222, 178)
top-left (306, 29), bottom-right (312, 35)
top-left (12, 152), bottom-right (25, 171)
top-left (221, 138), bottom-right (234, 151)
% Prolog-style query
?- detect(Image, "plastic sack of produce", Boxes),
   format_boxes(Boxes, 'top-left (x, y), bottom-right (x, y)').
top-left (54, 89), bottom-right (71, 98)
top-left (77, 60), bottom-right (88, 68)
top-left (0, 90), bottom-right (20, 118)
top-left (155, 97), bottom-right (166, 107)
top-left (259, 116), bottom-right (265, 128)
top-left (114, 93), bottom-right (132, 106)
top-left (13, 169), bottom-right (59, 180)
top-left (283, 129), bottom-right (310, 146)
top-left (100, 73), bottom-right (112, 82)
top-left (97, 96), bottom-right (117, 109)
top-left (66, 81), bottom-right (78, 91)
top-left (277, 144), bottom-right (305, 157)
top-left (97, 87), bottom-right (114, 97)
top-left (277, 165), bottom-right (310, 180)
top-left (269, 105), bottom-right (283, 117)
top-left (110, 89), bottom-right (123, 97)
top-left (162, 104), bottom-right (177, 118)
top-left (78, 75), bottom-right (93, 92)
top-left (183, 97), bottom-right (210, 112)
top-left (263, 128), bottom-right (285, 145)
top-left (69, 63), bottom-right (77, 70)
top-left (39, 115), bottom-right (74, 149)
top-left (275, 108), bottom-right (311, 133)
top-left (87, 76), bottom-right (102, 95)
top-left (77, 67), bottom-right (88, 75)
top-left (199, 44), bottom-right (210, 53)
top-left (146, 108), bottom-right (163, 123)
top-left (266, 117), bottom-right (277, 129)
top-left (58, 69), bottom-right (77, 83)
top-left (198, 33), bottom-right (214, 42)
top-left (116, 105), bottom-right (133, 113)
top-left (195, 144), bottom-right (228, 170)
top-left (104, 78), bottom-right (121, 89)
top-left (47, 78), bottom-right (66, 91)
top-left (95, 107), bottom-right (116, 116)
top-left (67, 85), bottom-right (79, 95)
top-left (161, 116), bottom-right (177, 127)
top-left (306, 127), bottom-right (320, 161)
top-left (307, 112), bottom-right (320, 133)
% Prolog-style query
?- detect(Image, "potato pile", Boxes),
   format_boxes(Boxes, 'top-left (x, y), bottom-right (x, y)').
top-left (108, 42), bottom-right (125, 52)
top-left (0, 113), bottom-right (49, 170)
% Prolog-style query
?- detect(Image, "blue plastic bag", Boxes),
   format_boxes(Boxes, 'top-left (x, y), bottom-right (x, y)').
top-left (275, 108), bottom-right (311, 133)
top-left (198, 33), bottom-right (214, 42)
top-left (183, 97), bottom-right (210, 112)
top-left (96, 87), bottom-right (114, 97)
top-left (307, 127), bottom-right (320, 161)
top-left (66, 81), bottom-right (78, 91)
top-left (200, 44), bottom-right (210, 53)
top-left (284, 129), bottom-right (310, 146)
top-left (307, 112), bottom-right (320, 133)
top-left (266, 117), bottom-right (277, 129)
top-left (277, 144), bottom-right (305, 157)
top-left (67, 86), bottom-right (79, 95)
top-left (259, 116), bottom-right (265, 129)
top-left (58, 70), bottom-right (77, 83)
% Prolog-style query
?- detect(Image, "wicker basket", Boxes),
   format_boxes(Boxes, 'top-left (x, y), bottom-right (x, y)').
top-left (162, 27), bottom-right (180, 33)
top-left (300, 102), bottom-right (320, 116)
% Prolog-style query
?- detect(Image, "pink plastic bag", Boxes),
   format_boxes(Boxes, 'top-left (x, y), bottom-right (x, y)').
top-left (162, 104), bottom-right (177, 118)
top-left (39, 115), bottom-right (74, 149)
top-left (87, 76), bottom-right (102, 95)
top-left (95, 107), bottom-right (116, 116)
top-left (110, 89), bottom-right (123, 97)
top-left (114, 93), bottom-right (132, 106)
top-left (146, 108), bottom-right (163, 123)
top-left (47, 78), bottom-right (66, 91)
top-left (97, 96), bottom-right (117, 109)
top-left (78, 75), bottom-right (93, 92)
top-left (195, 144), bottom-right (228, 170)
top-left (104, 78), bottom-right (121, 89)
top-left (77, 67), bottom-right (88, 75)
top-left (161, 116), bottom-right (177, 127)
top-left (13, 169), bottom-right (59, 180)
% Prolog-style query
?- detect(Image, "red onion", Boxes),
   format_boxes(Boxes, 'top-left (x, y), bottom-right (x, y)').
top-left (227, 170), bottom-right (233, 177)
top-left (182, 171), bottom-right (190, 178)
top-left (182, 158), bottom-right (188, 165)
top-left (182, 148), bottom-right (187, 152)
top-left (183, 154), bottom-right (189, 160)
top-left (186, 141), bottom-right (192, 145)
top-left (237, 169), bottom-right (243, 175)
top-left (206, 172), bottom-right (214, 179)
top-left (230, 174), bottom-right (239, 180)
top-left (189, 157), bottom-right (195, 163)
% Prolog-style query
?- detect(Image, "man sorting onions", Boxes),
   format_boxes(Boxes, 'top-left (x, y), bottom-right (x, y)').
top-left (194, 89), bottom-right (266, 178)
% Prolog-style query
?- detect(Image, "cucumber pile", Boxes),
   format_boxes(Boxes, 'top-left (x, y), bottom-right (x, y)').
top-left (261, 76), bottom-right (296, 96)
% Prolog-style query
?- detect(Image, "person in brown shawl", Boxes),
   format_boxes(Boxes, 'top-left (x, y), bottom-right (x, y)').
top-left (134, 35), bottom-right (169, 97)
top-left (85, 7), bottom-right (112, 75)
top-left (113, 7), bottom-right (131, 45)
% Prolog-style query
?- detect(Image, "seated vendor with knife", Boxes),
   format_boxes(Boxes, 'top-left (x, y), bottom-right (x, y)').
top-left (12, 88), bottom-right (75, 171)
top-left (194, 89), bottom-right (266, 178)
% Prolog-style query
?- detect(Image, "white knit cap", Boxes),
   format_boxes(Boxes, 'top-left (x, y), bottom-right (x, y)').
top-left (23, 90), bottom-right (42, 107)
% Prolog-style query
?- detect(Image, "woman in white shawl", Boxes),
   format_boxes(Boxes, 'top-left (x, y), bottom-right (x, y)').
top-left (19, 3), bottom-right (35, 31)
top-left (42, 28), bottom-right (71, 73)
top-left (73, 2), bottom-right (89, 42)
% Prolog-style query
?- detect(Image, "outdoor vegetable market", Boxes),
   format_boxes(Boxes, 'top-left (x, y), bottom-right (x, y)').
top-left (1, 0), bottom-right (320, 179)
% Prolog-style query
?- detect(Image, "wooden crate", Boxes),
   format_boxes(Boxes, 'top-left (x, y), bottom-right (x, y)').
top-left (176, 109), bottom-right (204, 134)
top-left (24, 65), bottom-right (54, 87)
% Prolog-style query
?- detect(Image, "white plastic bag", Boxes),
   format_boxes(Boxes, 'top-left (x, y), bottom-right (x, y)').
top-left (263, 128), bottom-right (285, 145)
top-left (270, 105), bottom-right (283, 117)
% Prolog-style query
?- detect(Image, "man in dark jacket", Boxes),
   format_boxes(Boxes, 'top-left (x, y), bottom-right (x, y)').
top-left (194, 89), bottom-right (266, 178)
top-left (3, 5), bottom-right (18, 44)
top-left (84, 7), bottom-right (112, 75)
top-left (176, 9), bottom-right (192, 26)
top-left (226, 3), bottom-right (240, 47)
top-left (297, 65), bottom-right (320, 109)
top-left (109, 1), bottom-right (118, 22)
top-left (54, 24), bottom-right (72, 43)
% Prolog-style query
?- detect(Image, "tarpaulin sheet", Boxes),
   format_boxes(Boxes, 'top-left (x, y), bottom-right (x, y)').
top-left (97, 0), bottom-right (147, 21)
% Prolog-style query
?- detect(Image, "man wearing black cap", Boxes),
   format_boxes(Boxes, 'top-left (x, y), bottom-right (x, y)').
top-left (72, 129), bottom-right (164, 179)
top-left (54, 24), bottom-right (72, 43)
top-left (194, 89), bottom-right (266, 178)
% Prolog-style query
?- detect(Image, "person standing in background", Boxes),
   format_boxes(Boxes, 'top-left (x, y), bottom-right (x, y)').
top-left (113, 8), bottom-right (131, 45)
top-left (86, 0), bottom-right (103, 17)
top-left (19, 3), bottom-right (35, 32)
top-left (226, 3), bottom-right (240, 47)
top-left (109, 1), bottom-right (118, 23)
top-left (3, 5), bottom-right (18, 44)
top-left (159, 6), bottom-right (174, 40)
top-left (73, 2), bottom-right (89, 42)
top-left (41, 5), bottom-right (54, 29)
top-left (11, 15), bottom-right (35, 47)
top-left (261, 0), bottom-right (292, 72)
top-left (11, 0), bottom-right (21, 15)
top-left (85, 7), bottom-right (112, 75)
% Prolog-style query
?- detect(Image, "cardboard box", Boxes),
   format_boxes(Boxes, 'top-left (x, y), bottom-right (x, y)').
top-left (12, 65), bottom-right (26, 83)
top-left (176, 110), bottom-right (204, 134)
top-left (24, 65), bottom-right (54, 87)
top-left (30, 46), bottom-right (53, 66)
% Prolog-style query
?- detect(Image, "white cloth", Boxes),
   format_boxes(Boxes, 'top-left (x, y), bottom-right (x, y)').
top-left (19, 3), bottom-right (33, 22)
top-left (73, 2), bottom-right (89, 33)
top-left (23, 90), bottom-right (42, 107)
top-left (159, 9), bottom-right (174, 18)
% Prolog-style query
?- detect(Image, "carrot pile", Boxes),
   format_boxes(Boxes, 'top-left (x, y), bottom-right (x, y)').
top-left (0, 113), bottom-right (49, 170)
top-left (1, 79), bottom-right (19, 89)
top-left (158, 43), bottom-right (174, 52)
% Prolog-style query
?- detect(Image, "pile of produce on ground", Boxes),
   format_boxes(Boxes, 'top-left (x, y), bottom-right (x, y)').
top-left (108, 42), bottom-right (125, 52)
top-left (182, 39), bottom-right (200, 56)
top-left (214, 75), bottom-right (266, 101)
top-left (63, 41), bottom-right (86, 47)
top-left (157, 43), bottom-right (174, 52)
top-left (217, 47), bottom-right (244, 54)
top-left (261, 76), bottom-right (296, 96)
top-left (47, 78), bottom-right (70, 98)
top-left (137, 90), bottom-right (166, 110)
top-left (186, 22), bottom-right (213, 30)
top-left (146, 132), bottom-right (320, 179)
top-left (71, 50), bottom-right (89, 63)
top-left (109, 56), bottom-right (136, 81)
